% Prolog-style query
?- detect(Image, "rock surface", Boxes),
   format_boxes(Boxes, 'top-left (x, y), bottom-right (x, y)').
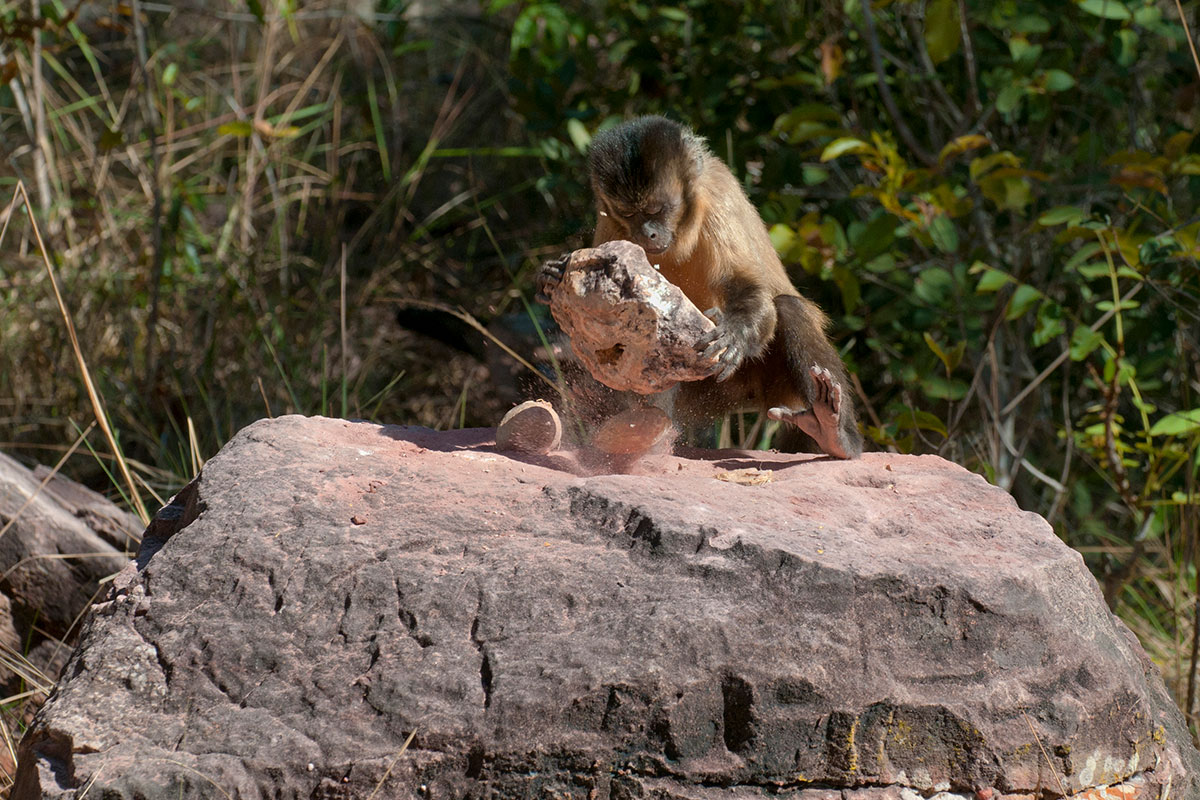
top-left (14, 415), bottom-right (1200, 799)
top-left (0, 452), bottom-right (134, 640)
top-left (546, 240), bottom-right (716, 393)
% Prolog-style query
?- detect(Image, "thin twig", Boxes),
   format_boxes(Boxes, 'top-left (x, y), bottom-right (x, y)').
top-left (1175, 0), bottom-right (1200, 83)
top-left (1020, 708), bottom-right (1068, 797)
top-left (10, 182), bottom-right (151, 524)
top-left (340, 243), bottom-right (349, 418)
top-left (955, 0), bottom-right (981, 115)
top-left (367, 729), bottom-right (418, 800)
top-left (131, 0), bottom-right (167, 386)
top-left (30, 0), bottom-right (53, 217)
top-left (1000, 283), bottom-right (1143, 417)
top-left (859, 0), bottom-right (936, 166)
top-left (393, 299), bottom-right (564, 398)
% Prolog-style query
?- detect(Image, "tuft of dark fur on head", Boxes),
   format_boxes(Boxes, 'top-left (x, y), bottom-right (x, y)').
top-left (588, 116), bottom-right (702, 204)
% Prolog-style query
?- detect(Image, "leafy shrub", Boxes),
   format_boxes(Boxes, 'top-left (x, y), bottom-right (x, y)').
top-left (496, 0), bottom-right (1200, 714)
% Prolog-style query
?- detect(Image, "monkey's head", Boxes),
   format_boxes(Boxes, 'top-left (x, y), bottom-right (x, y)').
top-left (588, 116), bottom-right (705, 256)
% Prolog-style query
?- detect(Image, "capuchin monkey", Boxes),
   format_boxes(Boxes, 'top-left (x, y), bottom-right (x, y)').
top-left (539, 115), bottom-right (863, 459)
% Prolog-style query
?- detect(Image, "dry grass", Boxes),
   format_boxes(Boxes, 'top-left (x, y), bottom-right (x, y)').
top-left (0, 0), bottom-right (1198, 789)
top-left (0, 0), bottom-right (561, 786)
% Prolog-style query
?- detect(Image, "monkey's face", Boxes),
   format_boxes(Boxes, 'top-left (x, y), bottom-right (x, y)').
top-left (588, 116), bottom-right (698, 258)
top-left (601, 194), bottom-right (680, 255)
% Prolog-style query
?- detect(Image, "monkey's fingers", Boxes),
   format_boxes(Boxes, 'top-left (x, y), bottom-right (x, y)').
top-left (696, 337), bottom-right (740, 381)
top-left (713, 354), bottom-right (741, 382)
top-left (695, 327), bottom-right (728, 362)
top-left (534, 263), bottom-right (566, 305)
top-left (703, 306), bottom-right (725, 326)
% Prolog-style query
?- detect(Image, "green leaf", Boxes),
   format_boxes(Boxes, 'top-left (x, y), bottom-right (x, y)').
top-left (1076, 263), bottom-right (1109, 279)
top-left (218, 121), bottom-right (254, 137)
top-left (895, 408), bottom-right (950, 436)
top-left (929, 215), bottom-right (959, 254)
top-left (1038, 206), bottom-right (1085, 226)
top-left (1012, 14), bottom-right (1051, 34)
top-left (1005, 284), bottom-right (1042, 320)
top-left (1043, 69), bottom-right (1076, 92)
top-left (566, 118), bottom-right (590, 153)
top-left (1033, 301), bottom-right (1066, 347)
top-left (1148, 409), bottom-right (1200, 437)
top-left (974, 267), bottom-right (1014, 293)
top-left (1095, 299), bottom-right (1141, 312)
top-left (1066, 243), bottom-right (1103, 271)
top-left (970, 151), bottom-right (1022, 180)
top-left (1069, 326), bottom-right (1105, 361)
top-left (924, 333), bottom-right (966, 372)
top-left (1009, 36), bottom-right (1042, 66)
top-left (920, 375), bottom-right (969, 401)
top-left (924, 0), bottom-right (961, 65)
top-left (937, 134), bottom-right (991, 165)
top-left (980, 175), bottom-right (1033, 211)
top-left (996, 84), bottom-right (1025, 115)
top-left (1133, 4), bottom-right (1161, 26)
top-left (769, 223), bottom-right (796, 254)
top-left (850, 212), bottom-right (897, 259)
top-left (865, 253), bottom-right (896, 274)
top-left (820, 137), bottom-right (871, 161)
top-left (1078, 0), bottom-right (1131, 20)
top-left (657, 7), bottom-right (688, 21)
top-left (802, 166), bottom-right (830, 185)
top-left (822, 217), bottom-right (849, 257)
top-left (915, 267), bottom-right (955, 305)
top-left (162, 63), bottom-right (178, 87)
top-left (838, 269), bottom-right (862, 312)
top-left (1116, 29), bottom-right (1138, 67)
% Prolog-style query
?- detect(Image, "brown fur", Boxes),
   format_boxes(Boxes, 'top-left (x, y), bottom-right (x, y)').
top-left (582, 116), bottom-right (862, 458)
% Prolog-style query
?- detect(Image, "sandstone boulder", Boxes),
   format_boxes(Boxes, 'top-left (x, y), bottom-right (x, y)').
top-left (545, 240), bottom-right (716, 394)
top-left (14, 416), bottom-right (1200, 799)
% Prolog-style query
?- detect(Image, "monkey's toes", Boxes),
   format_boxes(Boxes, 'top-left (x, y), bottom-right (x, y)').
top-left (767, 406), bottom-right (809, 425)
top-left (809, 364), bottom-right (842, 413)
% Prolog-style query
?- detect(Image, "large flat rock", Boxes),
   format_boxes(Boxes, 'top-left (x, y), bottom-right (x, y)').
top-left (14, 415), bottom-right (1199, 799)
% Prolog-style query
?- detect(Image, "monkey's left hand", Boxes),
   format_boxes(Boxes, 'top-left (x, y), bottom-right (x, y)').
top-left (534, 258), bottom-right (567, 305)
top-left (695, 307), bottom-right (750, 382)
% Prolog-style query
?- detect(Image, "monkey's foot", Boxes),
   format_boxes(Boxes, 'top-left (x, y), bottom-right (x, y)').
top-left (768, 365), bottom-right (854, 459)
top-left (695, 307), bottom-right (747, 382)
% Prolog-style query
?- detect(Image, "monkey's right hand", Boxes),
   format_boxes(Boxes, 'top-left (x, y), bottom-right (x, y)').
top-left (696, 307), bottom-right (748, 382)
top-left (534, 258), bottom-right (566, 305)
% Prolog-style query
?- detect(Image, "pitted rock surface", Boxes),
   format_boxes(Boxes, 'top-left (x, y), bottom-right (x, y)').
top-left (546, 239), bottom-right (716, 393)
top-left (14, 415), bottom-right (1199, 799)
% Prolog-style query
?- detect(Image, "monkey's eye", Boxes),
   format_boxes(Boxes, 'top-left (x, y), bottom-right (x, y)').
top-left (617, 209), bottom-right (636, 219)
top-left (644, 204), bottom-right (664, 216)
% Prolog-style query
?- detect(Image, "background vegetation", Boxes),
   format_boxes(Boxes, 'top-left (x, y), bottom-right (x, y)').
top-left (1, 0), bottom-right (1199, 782)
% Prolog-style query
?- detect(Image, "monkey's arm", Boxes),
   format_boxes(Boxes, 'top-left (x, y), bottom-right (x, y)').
top-left (694, 274), bottom-right (778, 382)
